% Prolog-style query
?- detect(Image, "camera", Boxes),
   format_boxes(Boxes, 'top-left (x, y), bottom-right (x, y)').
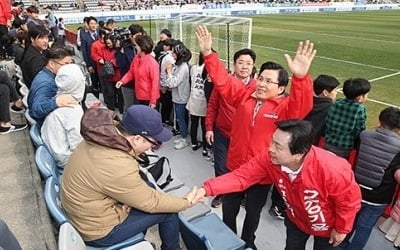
top-left (110, 27), bottom-right (131, 48)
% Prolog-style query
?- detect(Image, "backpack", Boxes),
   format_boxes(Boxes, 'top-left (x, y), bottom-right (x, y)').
top-left (137, 153), bottom-right (173, 190)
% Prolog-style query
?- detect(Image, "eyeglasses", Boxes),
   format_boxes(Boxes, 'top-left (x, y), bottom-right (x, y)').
top-left (256, 76), bottom-right (279, 85)
top-left (141, 135), bottom-right (161, 151)
top-left (53, 60), bottom-right (72, 66)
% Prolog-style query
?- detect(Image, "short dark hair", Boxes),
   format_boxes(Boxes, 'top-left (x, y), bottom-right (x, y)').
top-left (106, 19), bottom-right (115, 26)
top-left (85, 16), bottom-right (97, 25)
top-left (160, 29), bottom-right (172, 38)
top-left (27, 25), bottom-right (48, 41)
top-left (276, 119), bottom-right (313, 155)
top-left (12, 18), bottom-right (26, 29)
top-left (164, 38), bottom-right (179, 49)
top-left (98, 20), bottom-right (105, 28)
top-left (26, 6), bottom-right (39, 14)
top-left (233, 48), bottom-right (256, 64)
top-left (259, 61), bottom-right (289, 87)
top-left (343, 78), bottom-right (371, 100)
top-left (173, 43), bottom-right (192, 65)
top-left (46, 47), bottom-right (72, 60)
top-left (128, 24), bottom-right (144, 36)
top-left (313, 74), bottom-right (340, 95)
top-left (134, 35), bottom-right (153, 54)
top-left (379, 107), bottom-right (400, 131)
top-left (15, 31), bottom-right (26, 44)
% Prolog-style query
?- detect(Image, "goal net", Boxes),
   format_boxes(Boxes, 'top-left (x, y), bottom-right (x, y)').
top-left (155, 14), bottom-right (252, 70)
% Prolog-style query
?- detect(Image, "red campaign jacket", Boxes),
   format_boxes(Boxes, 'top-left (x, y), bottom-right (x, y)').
top-left (204, 52), bottom-right (313, 173)
top-left (205, 79), bottom-right (256, 138)
top-left (0, 0), bottom-right (11, 26)
top-left (120, 54), bottom-right (160, 105)
top-left (203, 146), bottom-right (362, 238)
top-left (91, 42), bottom-right (121, 82)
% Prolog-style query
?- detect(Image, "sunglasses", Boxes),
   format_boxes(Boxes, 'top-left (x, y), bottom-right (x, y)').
top-left (141, 135), bottom-right (161, 151)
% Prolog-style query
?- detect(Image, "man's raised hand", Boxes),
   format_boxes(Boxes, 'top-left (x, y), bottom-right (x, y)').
top-left (195, 25), bottom-right (213, 56)
top-left (284, 40), bottom-right (317, 78)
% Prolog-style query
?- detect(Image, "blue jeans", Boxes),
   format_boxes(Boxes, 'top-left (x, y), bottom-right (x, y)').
top-left (174, 103), bottom-right (187, 138)
top-left (213, 127), bottom-right (230, 177)
top-left (86, 209), bottom-right (180, 250)
top-left (340, 202), bottom-right (386, 250)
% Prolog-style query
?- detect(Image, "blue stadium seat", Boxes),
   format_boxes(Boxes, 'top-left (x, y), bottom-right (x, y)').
top-left (179, 213), bottom-right (246, 250)
top-left (30, 123), bottom-right (43, 147)
top-left (59, 222), bottom-right (149, 250)
top-left (24, 109), bottom-right (37, 126)
top-left (44, 176), bottom-right (68, 226)
top-left (35, 145), bottom-right (57, 180)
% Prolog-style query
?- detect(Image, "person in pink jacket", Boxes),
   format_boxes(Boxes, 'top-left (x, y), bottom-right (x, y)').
top-left (116, 35), bottom-right (159, 108)
top-left (194, 119), bottom-right (362, 250)
top-left (196, 25), bottom-right (315, 249)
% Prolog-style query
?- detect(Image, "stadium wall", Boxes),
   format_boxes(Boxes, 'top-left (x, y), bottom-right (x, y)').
top-left (60, 3), bottom-right (400, 24)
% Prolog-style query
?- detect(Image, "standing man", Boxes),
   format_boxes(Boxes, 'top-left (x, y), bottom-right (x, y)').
top-left (44, 6), bottom-right (57, 42)
top-left (205, 48), bottom-right (257, 208)
top-left (195, 120), bottom-right (362, 250)
top-left (80, 16), bottom-right (100, 97)
top-left (196, 25), bottom-right (315, 249)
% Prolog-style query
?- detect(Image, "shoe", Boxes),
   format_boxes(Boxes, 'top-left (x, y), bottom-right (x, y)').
top-left (192, 142), bottom-right (202, 151)
top-left (202, 150), bottom-right (208, 156)
top-left (174, 139), bottom-right (189, 150)
top-left (173, 138), bottom-right (182, 144)
top-left (268, 205), bottom-right (285, 220)
top-left (0, 124), bottom-right (28, 135)
top-left (10, 104), bottom-right (25, 113)
top-left (211, 195), bottom-right (223, 208)
top-left (163, 120), bottom-right (173, 127)
top-left (172, 128), bottom-right (180, 136)
top-left (240, 198), bottom-right (246, 208)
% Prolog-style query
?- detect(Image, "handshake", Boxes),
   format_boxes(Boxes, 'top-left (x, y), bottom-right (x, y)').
top-left (184, 186), bottom-right (208, 207)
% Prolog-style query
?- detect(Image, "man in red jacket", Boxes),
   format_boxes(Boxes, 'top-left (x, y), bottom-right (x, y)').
top-left (196, 25), bottom-right (316, 249)
top-left (195, 119), bottom-right (362, 250)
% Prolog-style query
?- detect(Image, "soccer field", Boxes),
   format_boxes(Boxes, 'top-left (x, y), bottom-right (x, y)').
top-left (68, 10), bottom-right (400, 128)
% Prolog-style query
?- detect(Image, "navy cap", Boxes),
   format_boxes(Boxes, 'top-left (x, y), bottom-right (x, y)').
top-left (121, 105), bottom-right (172, 143)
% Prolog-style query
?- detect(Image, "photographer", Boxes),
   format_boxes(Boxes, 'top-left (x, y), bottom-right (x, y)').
top-left (115, 24), bottom-right (144, 111)
top-left (92, 32), bottom-right (122, 112)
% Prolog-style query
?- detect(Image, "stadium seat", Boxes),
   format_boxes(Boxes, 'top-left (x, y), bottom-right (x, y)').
top-left (58, 222), bottom-right (148, 250)
top-left (19, 84), bottom-right (29, 96)
top-left (44, 176), bottom-right (68, 226)
top-left (30, 124), bottom-right (43, 147)
top-left (179, 213), bottom-right (246, 250)
top-left (24, 109), bottom-right (37, 126)
top-left (35, 145), bottom-right (57, 180)
top-left (22, 95), bottom-right (28, 108)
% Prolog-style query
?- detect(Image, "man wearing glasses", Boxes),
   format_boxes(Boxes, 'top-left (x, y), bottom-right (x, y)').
top-left (28, 47), bottom-right (77, 125)
top-left (196, 25), bottom-right (316, 249)
top-left (61, 105), bottom-right (201, 249)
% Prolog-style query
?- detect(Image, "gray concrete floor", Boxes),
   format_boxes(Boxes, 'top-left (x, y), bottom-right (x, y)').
top-left (0, 112), bottom-right (56, 250)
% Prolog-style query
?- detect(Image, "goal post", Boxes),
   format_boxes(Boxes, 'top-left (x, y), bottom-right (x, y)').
top-left (155, 14), bottom-right (252, 69)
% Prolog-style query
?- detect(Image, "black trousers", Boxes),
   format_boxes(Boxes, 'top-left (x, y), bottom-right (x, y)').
top-left (222, 184), bottom-right (271, 248)
top-left (285, 218), bottom-right (337, 250)
top-left (271, 185), bottom-right (287, 212)
top-left (0, 72), bottom-right (19, 122)
top-left (102, 81), bottom-right (123, 111)
top-left (159, 90), bottom-right (173, 123)
top-left (190, 115), bottom-right (207, 149)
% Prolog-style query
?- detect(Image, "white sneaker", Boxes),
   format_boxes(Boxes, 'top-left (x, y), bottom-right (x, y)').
top-left (173, 138), bottom-right (182, 144)
top-left (174, 139), bottom-right (189, 150)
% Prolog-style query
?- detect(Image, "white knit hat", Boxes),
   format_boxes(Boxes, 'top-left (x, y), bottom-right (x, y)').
top-left (55, 64), bottom-right (86, 102)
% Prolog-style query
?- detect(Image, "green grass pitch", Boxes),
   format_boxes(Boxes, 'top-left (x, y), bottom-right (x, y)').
top-left (68, 10), bottom-right (400, 128)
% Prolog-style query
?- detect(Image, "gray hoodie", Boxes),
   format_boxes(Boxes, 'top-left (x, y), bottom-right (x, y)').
top-left (164, 62), bottom-right (190, 104)
top-left (41, 64), bottom-right (86, 167)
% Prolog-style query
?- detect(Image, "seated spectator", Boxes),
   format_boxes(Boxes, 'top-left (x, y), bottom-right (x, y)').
top-left (60, 105), bottom-right (200, 248)
top-left (25, 6), bottom-right (43, 29)
top-left (28, 47), bottom-right (75, 125)
top-left (0, 219), bottom-right (22, 250)
top-left (324, 78), bottom-right (371, 159)
top-left (0, 71), bottom-right (26, 134)
top-left (341, 107), bottom-right (400, 249)
top-left (41, 64), bottom-right (85, 168)
top-left (8, 18), bottom-right (28, 38)
top-left (19, 25), bottom-right (48, 87)
top-left (304, 74), bottom-right (340, 145)
top-left (7, 31), bottom-right (26, 65)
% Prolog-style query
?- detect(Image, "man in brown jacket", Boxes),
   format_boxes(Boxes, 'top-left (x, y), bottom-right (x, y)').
top-left (61, 105), bottom-right (199, 249)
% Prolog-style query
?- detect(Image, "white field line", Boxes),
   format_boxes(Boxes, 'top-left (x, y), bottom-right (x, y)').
top-left (202, 37), bottom-right (400, 72)
top-left (369, 71), bottom-right (400, 82)
top-left (253, 27), bottom-right (400, 45)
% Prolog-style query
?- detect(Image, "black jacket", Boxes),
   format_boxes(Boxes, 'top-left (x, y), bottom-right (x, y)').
top-left (305, 96), bottom-right (333, 145)
top-left (20, 45), bottom-right (47, 88)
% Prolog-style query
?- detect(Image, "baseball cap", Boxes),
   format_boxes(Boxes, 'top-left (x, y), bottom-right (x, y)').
top-left (121, 105), bottom-right (172, 143)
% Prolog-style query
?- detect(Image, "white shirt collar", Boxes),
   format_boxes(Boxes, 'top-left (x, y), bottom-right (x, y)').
top-left (281, 164), bottom-right (303, 182)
